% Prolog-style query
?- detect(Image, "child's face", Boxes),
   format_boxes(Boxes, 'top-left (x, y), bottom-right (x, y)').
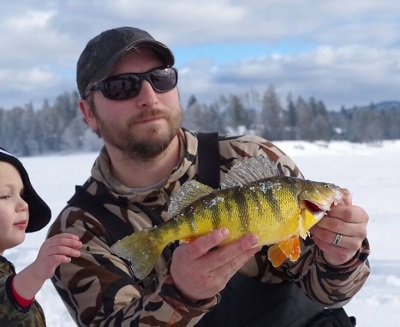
top-left (0, 161), bottom-right (29, 254)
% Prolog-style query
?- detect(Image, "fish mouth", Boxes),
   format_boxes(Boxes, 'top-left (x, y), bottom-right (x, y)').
top-left (303, 200), bottom-right (329, 220)
top-left (302, 186), bottom-right (350, 218)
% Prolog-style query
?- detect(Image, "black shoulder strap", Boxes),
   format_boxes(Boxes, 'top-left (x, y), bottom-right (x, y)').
top-left (197, 132), bottom-right (220, 189)
top-left (67, 181), bottom-right (134, 244)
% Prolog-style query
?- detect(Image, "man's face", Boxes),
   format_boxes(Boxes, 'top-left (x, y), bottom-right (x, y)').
top-left (81, 47), bottom-right (182, 159)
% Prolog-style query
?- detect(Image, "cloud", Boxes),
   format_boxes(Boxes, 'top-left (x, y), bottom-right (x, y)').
top-left (0, 1), bottom-right (399, 110)
top-left (178, 44), bottom-right (400, 110)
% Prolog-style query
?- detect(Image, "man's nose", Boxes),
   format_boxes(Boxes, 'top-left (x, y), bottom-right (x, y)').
top-left (136, 80), bottom-right (158, 108)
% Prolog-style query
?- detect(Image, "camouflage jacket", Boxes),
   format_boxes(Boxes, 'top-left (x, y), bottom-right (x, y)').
top-left (0, 256), bottom-right (46, 327)
top-left (48, 129), bottom-right (370, 326)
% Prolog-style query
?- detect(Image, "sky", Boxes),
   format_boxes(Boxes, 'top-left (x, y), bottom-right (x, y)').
top-left (1, 1), bottom-right (400, 111)
top-left (7, 140), bottom-right (400, 326)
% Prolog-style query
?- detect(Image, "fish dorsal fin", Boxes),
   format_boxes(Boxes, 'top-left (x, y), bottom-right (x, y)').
top-left (221, 155), bottom-right (280, 189)
top-left (168, 180), bottom-right (215, 217)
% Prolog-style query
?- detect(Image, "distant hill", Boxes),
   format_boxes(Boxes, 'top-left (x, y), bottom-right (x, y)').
top-left (344, 101), bottom-right (400, 112)
top-left (374, 101), bottom-right (400, 111)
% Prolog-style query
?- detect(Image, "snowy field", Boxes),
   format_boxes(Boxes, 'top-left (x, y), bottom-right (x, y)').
top-left (6, 140), bottom-right (400, 326)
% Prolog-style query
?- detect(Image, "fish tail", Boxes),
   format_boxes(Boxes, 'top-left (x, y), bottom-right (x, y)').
top-left (111, 229), bottom-right (165, 279)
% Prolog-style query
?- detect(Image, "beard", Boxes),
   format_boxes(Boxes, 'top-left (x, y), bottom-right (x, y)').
top-left (93, 107), bottom-right (182, 159)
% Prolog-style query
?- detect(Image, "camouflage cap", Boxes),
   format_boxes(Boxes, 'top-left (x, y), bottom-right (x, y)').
top-left (76, 26), bottom-right (175, 98)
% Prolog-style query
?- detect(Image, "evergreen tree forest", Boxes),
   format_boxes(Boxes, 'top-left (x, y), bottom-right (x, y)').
top-left (1, 87), bottom-right (400, 156)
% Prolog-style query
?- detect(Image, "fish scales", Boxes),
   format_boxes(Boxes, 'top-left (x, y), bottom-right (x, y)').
top-left (205, 195), bottom-right (224, 232)
top-left (256, 181), bottom-right (283, 222)
top-left (183, 188), bottom-right (248, 240)
top-left (112, 155), bottom-right (350, 279)
top-left (226, 187), bottom-right (250, 235)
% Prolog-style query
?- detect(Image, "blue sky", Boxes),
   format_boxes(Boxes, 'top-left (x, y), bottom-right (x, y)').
top-left (1, 1), bottom-right (400, 111)
top-left (174, 39), bottom-right (316, 65)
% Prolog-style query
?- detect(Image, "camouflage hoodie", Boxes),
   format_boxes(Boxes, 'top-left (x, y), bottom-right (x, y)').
top-left (47, 129), bottom-right (370, 326)
top-left (0, 256), bottom-right (46, 326)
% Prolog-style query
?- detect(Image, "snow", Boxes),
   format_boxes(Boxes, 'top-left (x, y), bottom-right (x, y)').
top-left (6, 140), bottom-right (400, 326)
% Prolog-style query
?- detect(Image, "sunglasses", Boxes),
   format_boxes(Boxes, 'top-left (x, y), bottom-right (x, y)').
top-left (84, 66), bottom-right (178, 100)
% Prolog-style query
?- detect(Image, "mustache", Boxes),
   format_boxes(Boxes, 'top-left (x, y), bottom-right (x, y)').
top-left (132, 109), bottom-right (165, 122)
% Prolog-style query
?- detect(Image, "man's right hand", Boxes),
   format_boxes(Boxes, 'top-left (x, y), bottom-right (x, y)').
top-left (169, 228), bottom-right (261, 301)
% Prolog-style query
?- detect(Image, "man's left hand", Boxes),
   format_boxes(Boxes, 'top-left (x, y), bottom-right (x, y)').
top-left (310, 203), bottom-right (369, 266)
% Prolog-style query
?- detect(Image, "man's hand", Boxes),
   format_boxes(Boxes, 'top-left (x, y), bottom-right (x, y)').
top-left (170, 228), bottom-right (260, 301)
top-left (310, 204), bottom-right (368, 266)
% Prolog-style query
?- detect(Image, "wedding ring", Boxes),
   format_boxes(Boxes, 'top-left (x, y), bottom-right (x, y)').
top-left (332, 233), bottom-right (343, 246)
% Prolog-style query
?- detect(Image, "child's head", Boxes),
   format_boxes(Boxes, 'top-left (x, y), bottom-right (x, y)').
top-left (0, 148), bottom-right (51, 253)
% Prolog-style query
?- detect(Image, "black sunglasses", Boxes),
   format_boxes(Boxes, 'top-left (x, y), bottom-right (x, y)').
top-left (84, 66), bottom-right (178, 100)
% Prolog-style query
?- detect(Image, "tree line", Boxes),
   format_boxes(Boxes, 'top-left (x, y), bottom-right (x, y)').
top-left (1, 87), bottom-right (399, 156)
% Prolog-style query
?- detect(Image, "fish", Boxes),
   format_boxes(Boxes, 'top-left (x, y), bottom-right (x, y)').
top-left (112, 155), bottom-right (350, 279)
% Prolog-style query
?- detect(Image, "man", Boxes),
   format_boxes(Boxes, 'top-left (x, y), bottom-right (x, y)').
top-left (47, 26), bottom-right (370, 326)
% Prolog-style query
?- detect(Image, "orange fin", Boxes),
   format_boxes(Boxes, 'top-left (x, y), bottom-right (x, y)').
top-left (279, 235), bottom-right (301, 262)
top-left (267, 244), bottom-right (287, 267)
top-left (267, 236), bottom-right (301, 267)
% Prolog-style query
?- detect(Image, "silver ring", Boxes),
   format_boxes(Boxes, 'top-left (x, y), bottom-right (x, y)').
top-left (332, 233), bottom-right (343, 246)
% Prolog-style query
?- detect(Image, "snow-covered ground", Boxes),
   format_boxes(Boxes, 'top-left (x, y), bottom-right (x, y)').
top-left (6, 140), bottom-right (400, 326)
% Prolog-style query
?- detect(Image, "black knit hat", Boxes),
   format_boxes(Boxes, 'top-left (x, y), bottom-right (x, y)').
top-left (0, 148), bottom-right (51, 232)
top-left (76, 26), bottom-right (175, 98)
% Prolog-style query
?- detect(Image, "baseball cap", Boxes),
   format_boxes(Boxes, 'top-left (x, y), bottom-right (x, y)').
top-left (77, 26), bottom-right (175, 98)
top-left (0, 148), bottom-right (51, 233)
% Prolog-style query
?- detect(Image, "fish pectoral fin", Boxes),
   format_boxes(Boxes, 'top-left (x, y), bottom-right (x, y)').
top-left (267, 236), bottom-right (301, 267)
top-left (280, 236), bottom-right (301, 261)
top-left (267, 244), bottom-right (288, 267)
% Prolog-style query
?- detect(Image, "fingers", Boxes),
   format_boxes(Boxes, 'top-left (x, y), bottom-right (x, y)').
top-left (176, 228), bottom-right (259, 271)
top-left (46, 233), bottom-right (82, 248)
top-left (326, 204), bottom-right (369, 224)
top-left (210, 243), bottom-right (261, 280)
top-left (32, 234), bottom-right (82, 279)
top-left (184, 228), bottom-right (231, 260)
top-left (41, 233), bottom-right (82, 259)
top-left (204, 233), bottom-right (260, 272)
top-left (313, 227), bottom-right (364, 251)
top-left (310, 204), bottom-right (369, 266)
top-left (170, 229), bottom-right (261, 301)
top-left (311, 225), bottom-right (361, 250)
top-left (314, 204), bottom-right (368, 237)
top-left (312, 216), bottom-right (367, 241)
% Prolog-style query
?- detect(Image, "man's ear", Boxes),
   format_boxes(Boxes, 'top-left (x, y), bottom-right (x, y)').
top-left (79, 98), bottom-right (98, 131)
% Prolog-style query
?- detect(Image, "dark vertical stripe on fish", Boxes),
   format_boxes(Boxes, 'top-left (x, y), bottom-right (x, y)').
top-left (251, 185), bottom-right (265, 217)
top-left (205, 195), bottom-right (223, 231)
top-left (222, 191), bottom-right (234, 230)
top-left (183, 211), bottom-right (196, 235)
top-left (258, 180), bottom-right (283, 220)
top-left (234, 187), bottom-right (250, 234)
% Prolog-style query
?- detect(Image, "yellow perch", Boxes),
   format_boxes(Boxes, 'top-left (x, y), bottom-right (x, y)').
top-left (112, 155), bottom-right (350, 279)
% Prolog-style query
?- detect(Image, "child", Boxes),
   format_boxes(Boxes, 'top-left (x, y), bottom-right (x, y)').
top-left (0, 147), bottom-right (82, 326)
